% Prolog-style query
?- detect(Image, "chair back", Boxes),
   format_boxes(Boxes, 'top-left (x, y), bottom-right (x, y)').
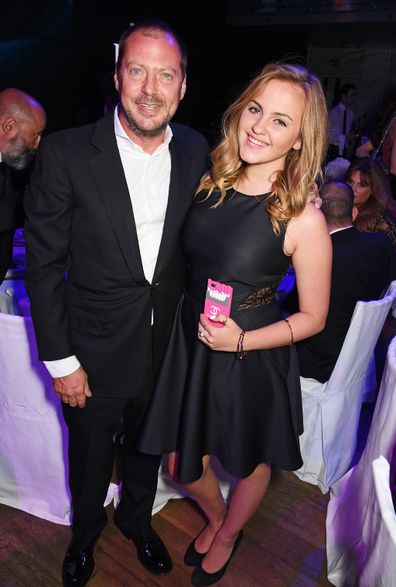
top-left (359, 456), bottom-right (396, 586)
top-left (296, 284), bottom-right (396, 492)
top-left (326, 336), bottom-right (396, 586)
top-left (328, 282), bottom-right (396, 390)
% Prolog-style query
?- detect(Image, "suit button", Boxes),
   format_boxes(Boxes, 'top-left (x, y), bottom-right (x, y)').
top-left (153, 282), bottom-right (160, 288)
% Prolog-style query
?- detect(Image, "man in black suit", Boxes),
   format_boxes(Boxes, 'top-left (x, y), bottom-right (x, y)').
top-left (0, 89), bottom-right (46, 284)
top-left (24, 21), bottom-right (209, 587)
top-left (285, 181), bottom-right (396, 383)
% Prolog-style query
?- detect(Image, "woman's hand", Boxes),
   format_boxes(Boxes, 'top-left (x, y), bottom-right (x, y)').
top-left (198, 313), bottom-right (242, 352)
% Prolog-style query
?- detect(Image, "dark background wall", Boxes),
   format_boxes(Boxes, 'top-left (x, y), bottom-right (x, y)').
top-left (0, 1), bottom-right (230, 140)
top-left (1, 1), bottom-right (395, 144)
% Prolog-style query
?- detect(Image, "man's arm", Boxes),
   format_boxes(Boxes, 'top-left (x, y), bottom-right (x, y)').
top-left (24, 136), bottom-right (91, 407)
top-left (24, 136), bottom-right (74, 359)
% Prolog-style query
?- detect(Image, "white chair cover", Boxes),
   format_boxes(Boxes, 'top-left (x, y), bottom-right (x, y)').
top-left (326, 335), bottom-right (396, 586)
top-left (357, 456), bottom-right (396, 587)
top-left (0, 313), bottom-right (195, 524)
top-left (294, 281), bottom-right (396, 493)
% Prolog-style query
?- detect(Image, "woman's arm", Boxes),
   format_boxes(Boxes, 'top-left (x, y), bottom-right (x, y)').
top-left (199, 204), bottom-right (332, 351)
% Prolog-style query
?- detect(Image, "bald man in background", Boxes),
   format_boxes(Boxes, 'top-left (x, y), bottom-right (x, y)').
top-left (284, 181), bottom-right (396, 382)
top-left (0, 89), bottom-right (46, 284)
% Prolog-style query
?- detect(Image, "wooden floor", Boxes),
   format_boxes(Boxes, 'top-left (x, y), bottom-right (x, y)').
top-left (0, 469), bottom-right (331, 587)
top-left (2, 318), bottom-right (393, 587)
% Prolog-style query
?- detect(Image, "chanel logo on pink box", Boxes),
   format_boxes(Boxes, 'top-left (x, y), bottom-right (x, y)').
top-left (203, 279), bottom-right (233, 328)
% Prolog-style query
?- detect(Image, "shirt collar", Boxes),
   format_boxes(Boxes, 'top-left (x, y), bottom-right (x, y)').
top-left (114, 106), bottom-right (172, 155)
top-left (329, 225), bottom-right (353, 235)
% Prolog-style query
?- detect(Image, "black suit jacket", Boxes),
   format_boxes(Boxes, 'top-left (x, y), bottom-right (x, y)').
top-left (285, 227), bottom-right (396, 383)
top-left (0, 162), bottom-right (27, 284)
top-left (24, 114), bottom-right (209, 398)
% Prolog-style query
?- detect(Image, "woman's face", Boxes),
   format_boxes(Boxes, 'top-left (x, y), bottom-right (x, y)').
top-left (347, 170), bottom-right (372, 206)
top-left (237, 79), bottom-right (305, 178)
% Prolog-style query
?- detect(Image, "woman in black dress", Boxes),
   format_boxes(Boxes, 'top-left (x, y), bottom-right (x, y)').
top-left (139, 63), bottom-right (332, 585)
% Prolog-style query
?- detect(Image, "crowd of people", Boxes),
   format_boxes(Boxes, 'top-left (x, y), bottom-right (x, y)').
top-left (1, 18), bottom-right (396, 587)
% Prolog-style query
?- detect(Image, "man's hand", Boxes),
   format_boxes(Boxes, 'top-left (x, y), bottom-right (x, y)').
top-left (53, 366), bottom-right (92, 408)
top-left (307, 183), bottom-right (322, 209)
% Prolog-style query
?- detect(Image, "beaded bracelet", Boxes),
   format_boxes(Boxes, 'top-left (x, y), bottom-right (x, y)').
top-left (236, 329), bottom-right (248, 360)
top-left (284, 317), bottom-right (294, 346)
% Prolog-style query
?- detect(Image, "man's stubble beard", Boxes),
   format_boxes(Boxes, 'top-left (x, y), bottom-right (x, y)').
top-left (120, 102), bottom-right (170, 139)
top-left (2, 134), bottom-right (35, 170)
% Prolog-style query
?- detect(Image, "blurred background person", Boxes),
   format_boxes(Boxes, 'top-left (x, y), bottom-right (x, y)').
top-left (0, 88), bottom-right (46, 285)
top-left (328, 83), bottom-right (357, 161)
top-left (355, 92), bottom-right (396, 198)
top-left (346, 158), bottom-right (396, 248)
top-left (324, 155), bottom-right (351, 181)
top-left (286, 180), bottom-right (396, 383)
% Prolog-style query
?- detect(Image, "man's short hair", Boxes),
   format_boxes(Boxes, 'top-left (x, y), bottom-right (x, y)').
top-left (340, 83), bottom-right (356, 98)
top-left (320, 181), bottom-right (354, 226)
top-left (116, 19), bottom-right (187, 77)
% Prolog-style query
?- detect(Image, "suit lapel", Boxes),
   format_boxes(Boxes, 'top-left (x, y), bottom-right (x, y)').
top-left (153, 131), bottom-right (192, 281)
top-left (88, 114), bottom-right (146, 283)
top-left (0, 164), bottom-right (5, 194)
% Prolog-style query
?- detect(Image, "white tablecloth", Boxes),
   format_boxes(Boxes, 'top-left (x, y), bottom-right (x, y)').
top-left (0, 313), bottom-right (71, 523)
top-left (0, 312), bottom-right (231, 524)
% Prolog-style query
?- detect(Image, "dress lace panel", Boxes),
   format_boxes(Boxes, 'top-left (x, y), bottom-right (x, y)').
top-left (237, 273), bottom-right (286, 310)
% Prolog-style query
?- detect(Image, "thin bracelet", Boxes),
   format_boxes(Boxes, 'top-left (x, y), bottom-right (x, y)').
top-left (284, 317), bottom-right (294, 346)
top-left (236, 329), bottom-right (248, 360)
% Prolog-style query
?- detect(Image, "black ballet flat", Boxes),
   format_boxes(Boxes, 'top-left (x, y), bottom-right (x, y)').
top-left (191, 530), bottom-right (243, 586)
top-left (184, 535), bottom-right (207, 567)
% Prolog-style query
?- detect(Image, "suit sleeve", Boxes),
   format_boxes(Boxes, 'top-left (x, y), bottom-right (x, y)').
top-left (0, 180), bottom-right (25, 234)
top-left (24, 137), bottom-right (75, 361)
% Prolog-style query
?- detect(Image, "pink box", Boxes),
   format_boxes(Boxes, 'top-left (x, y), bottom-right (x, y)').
top-left (203, 279), bottom-right (233, 328)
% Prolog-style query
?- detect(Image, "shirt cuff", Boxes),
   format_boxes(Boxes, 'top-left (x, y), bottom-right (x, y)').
top-left (44, 355), bottom-right (81, 378)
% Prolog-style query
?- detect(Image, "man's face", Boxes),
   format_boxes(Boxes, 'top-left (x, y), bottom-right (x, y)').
top-left (343, 89), bottom-right (357, 108)
top-left (114, 29), bottom-right (186, 146)
top-left (2, 106), bottom-right (46, 170)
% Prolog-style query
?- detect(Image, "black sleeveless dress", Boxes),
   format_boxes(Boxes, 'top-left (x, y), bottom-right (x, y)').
top-left (138, 190), bottom-right (303, 482)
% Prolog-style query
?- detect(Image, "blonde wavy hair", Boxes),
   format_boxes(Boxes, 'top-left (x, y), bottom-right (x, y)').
top-left (198, 63), bottom-right (329, 234)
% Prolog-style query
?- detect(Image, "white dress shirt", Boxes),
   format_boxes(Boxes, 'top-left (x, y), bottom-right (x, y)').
top-left (329, 225), bottom-right (353, 235)
top-left (44, 108), bottom-right (172, 378)
top-left (329, 102), bottom-right (354, 155)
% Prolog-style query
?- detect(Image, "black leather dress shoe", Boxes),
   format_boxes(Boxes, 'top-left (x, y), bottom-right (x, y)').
top-left (191, 530), bottom-right (243, 586)
top-left (62, 543), bottom-right (94, 587)
top-left (131, 529), bottom-right (173, 576)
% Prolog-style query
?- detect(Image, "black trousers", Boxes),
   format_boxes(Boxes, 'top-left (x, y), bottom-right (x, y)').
top-left (62, 373), bottom-right (161, 548)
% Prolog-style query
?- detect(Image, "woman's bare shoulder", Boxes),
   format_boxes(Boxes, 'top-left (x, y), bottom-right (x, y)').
top-left (289, 202), bottom-right (327, 232)
top-left (284, 203), bottom-right (329, 255)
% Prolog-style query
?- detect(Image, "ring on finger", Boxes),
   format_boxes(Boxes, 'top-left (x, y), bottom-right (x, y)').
top-left (199, 330), bottom-right (206, 338)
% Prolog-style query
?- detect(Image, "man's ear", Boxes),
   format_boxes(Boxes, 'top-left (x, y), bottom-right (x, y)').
top-left (1, 116), bottom-right (18, 138)
top-left (180, 76), bottom-right (187, 101)
top-left (114, 69), bottom-right (120, 93)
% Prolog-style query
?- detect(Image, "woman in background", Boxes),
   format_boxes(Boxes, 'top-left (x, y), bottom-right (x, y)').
top-left (355, 93), bottom-right (396, 196)
top-left (139, 63), bottom-right (332, 586)
top-left (346, 158), bottom-right (396, 247)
